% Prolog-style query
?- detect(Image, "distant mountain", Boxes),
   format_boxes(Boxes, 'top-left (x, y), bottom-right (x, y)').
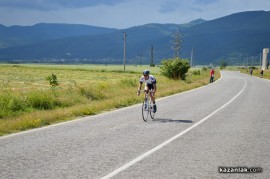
top-left (0, 23), bottom-right (118, 48)
top-left (0, 23), bottom-right (183, 63)
top-left (0, 11), bottom-right (270, 65)
top-left (183, 18), bottom-right (207, 27)
top-left (182, 10), bottom-right (270, 63)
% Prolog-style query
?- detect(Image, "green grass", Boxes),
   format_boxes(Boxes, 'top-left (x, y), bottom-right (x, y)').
top-left (239, 68), bottom-right (270, 80)
top-left (0, 64), bottom-right (220, 136)
top-left (221, 65), bottom-right (270, 80)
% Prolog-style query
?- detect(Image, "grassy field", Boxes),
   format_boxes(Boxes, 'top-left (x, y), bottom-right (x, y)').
top-left (0, 64), bottom-right (220, 136)
top-left (224, 66), bottom-right (270, 80)
top-left (239, 68), bottom-right (270, 80)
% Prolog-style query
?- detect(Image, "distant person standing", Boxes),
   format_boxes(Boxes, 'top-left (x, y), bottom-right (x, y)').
top-left (210, 68), bottom-right (215, 83)
top-left (250, 68), bottom-right (253, 75)
top-left (260, 70), bottom-right (264, 78)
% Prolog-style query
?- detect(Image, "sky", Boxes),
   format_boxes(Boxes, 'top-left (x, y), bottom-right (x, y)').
top-left (0, 0), bottom-right (270, 29)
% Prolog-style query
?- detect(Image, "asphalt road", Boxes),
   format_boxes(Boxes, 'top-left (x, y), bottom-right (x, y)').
top-left (1, 71), bottom-right (269, 179)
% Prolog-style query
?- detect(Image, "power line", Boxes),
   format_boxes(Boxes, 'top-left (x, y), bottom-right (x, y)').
top-left (150, 45), bottom-right (154, 66)
top-left (123, 32), bottom-right (127, 71)
top-left (171, 30), bottom-right (182, 58)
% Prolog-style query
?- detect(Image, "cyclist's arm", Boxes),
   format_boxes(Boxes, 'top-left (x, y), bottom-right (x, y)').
top-left (138, 83), bottom-right (142, 91)
top-left (137, 82), bottom-right (143, 96)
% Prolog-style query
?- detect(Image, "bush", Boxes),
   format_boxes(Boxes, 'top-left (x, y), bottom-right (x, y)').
top-left (249, 66), bottom-right (257, 70)
top-left (46, 74), bottom-right (59, 90)
top-left (220, 61), bottom-right (227, 69)
top-left (79, 86), bottom-right (105, 100)
top-left (0, 93), bottom-right (27, 118)
top-left (202, 67), bottom-right (208, 71)
top-left (192, 70), bottom-right (201, 75)
top-left (27, 91), bottom-right (57, 110)
top-left (160, 58), bottom-right (190, 80)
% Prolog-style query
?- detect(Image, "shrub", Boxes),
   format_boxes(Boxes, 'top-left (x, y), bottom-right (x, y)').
top-left (160, 58), bottom-right (190, 80)
top-left (220, 61), bottom-right (227, 69)
top-left (26, 91), bottom-right (57, 110)
top-left (0, 92), bottom-right (27, 118)
top-left (249, 66), bottom-right (257, 70)
top-left (202, 67), bottom-right (208, 71)
top-left (7, 97), bottom-right (26, 112)
top-left (79, 86), bottom-right (105, 100)
top-left (192, 70), bottom-right (201, 75)
top-left (46, 74), bottom-right (59, 90)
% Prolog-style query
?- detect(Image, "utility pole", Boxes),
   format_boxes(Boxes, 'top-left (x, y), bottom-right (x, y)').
top-left (260, 53), bottom-right (262, 69)
top-left (150, 45), bottom-right (154, 66)
top-left (139, 54), bottom-right (142, 66)
top-left (190, 47), bottom-right (194, 67)
top-left (171, 30), bottom-right (182, 58)
top-left (262, 48), bottom-right (269, 70)
top-left (123, 32), bottom-right (127, 71)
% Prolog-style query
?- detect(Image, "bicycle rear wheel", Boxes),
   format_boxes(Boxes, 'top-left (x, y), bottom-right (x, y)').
top-left (142, 100), bottom-right (149, 122)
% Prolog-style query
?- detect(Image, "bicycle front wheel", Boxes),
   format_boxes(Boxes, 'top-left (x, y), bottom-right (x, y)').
top-left (150, 105), bottom-right (155, 119)
top-left (142, 100), bottom-right (149, 122)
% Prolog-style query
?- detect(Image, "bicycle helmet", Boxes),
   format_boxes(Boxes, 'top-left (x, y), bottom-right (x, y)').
top-left (143, 70), bottom-right (150, 75)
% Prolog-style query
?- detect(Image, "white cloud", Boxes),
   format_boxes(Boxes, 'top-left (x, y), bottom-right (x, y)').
top-left (193, 0), bottom-right (219, 5)
top-left (159, 1), bottom-right (180, 13)
top-left (0, 0), bottom-right (269, 28)
top-left (0, 0), bottom-right (127, 10)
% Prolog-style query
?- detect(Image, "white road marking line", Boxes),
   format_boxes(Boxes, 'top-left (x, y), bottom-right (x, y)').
top-left (101, 77), bottom-right (247, 179)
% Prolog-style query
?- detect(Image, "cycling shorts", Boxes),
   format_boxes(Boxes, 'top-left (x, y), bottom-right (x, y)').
top-left (145, 83), bottom-right (154, 90)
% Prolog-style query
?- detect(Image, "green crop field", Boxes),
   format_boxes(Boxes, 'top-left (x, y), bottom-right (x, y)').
top-left (0, 64), bottom-right (220, 136)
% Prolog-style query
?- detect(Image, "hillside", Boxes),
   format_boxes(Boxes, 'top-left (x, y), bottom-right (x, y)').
top-left (0, 23), bottom-right (194, 63)
top-left (182, 10), bottom-right (270, 63)
top-left (0, 23), bottom-right (118, 48)
top-left (0, 11), bottom-right (269, 65)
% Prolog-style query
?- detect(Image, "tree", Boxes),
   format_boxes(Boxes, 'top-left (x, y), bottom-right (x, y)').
top-left (220, 60), bottom-right (227, 69)
top-left (160, 58), bottom-right (190, 80)
top-left (46, 74), bottom-right (59, 90)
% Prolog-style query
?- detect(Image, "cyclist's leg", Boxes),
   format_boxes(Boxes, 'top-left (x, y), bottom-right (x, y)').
top-left (144, 86), bottom-right (149, 109)
top-left (144, 86), bottom-right (149, 100)
top-left (150, 91), bottom-right (155, 103)
top-left (147, 84), bottom-right (155, 102)
top-left (152, 94), bottom-right (157, 112)
top-left (148, 85), bottom-right (157, 112)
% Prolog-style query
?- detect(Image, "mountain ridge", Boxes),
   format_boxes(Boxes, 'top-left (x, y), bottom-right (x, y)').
top-left (0, 23), bottom-right (118, 48)
top-left (0, 10), bottom-right (269, 65)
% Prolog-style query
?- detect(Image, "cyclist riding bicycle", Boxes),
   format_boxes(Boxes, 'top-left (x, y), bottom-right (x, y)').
top-left (137, 70), bottom-right (157, 113)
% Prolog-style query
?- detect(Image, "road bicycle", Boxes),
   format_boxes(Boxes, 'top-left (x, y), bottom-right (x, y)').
top-left (140, 90), bottom-right (155, 122)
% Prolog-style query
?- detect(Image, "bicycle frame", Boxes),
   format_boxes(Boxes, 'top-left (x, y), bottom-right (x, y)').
top-left (141, 90), bottom-right (155, 122)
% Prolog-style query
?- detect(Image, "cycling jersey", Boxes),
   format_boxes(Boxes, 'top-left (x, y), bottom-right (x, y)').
top-left (140, 75), bottom-right (156, 85)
